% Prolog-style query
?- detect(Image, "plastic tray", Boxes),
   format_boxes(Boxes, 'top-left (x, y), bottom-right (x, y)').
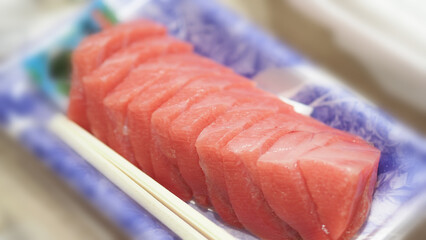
top-left (1, 0), bottom-right (426, 239)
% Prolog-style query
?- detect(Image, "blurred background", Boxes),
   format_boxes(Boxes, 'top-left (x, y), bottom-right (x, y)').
top-left (1, 0), bottom-right (425, 239)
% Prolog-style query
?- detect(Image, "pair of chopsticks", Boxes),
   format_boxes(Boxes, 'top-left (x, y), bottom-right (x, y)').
top-left (48, 114), bottom-right (236, 240)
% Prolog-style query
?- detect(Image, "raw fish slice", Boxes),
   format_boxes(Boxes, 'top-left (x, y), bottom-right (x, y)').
top-left (298, 141), bottom-right (380, 240)
top-left (151, 76), bottom-right (254, 162)
top-left (257, 132), bottom-right (332, 240)
top-left (68, 20), bottom-right (166, 130)
top-left (340, 154), bottom-right (378, 240)
top-left (171, 88), bottom-right (293, 207)
top-left (140, 52), bottom-right (233, 70)
top-left (84, 36), bottom-right (192, 144)
top-left (127, 71), bottom-right (232, 176)
top-left (196, 98), bottom-right (292, 227)
top-left (170, 87), bottom-right (275, 206)
top-left (222, 114), bottom-right (324, 240)
top-left (104, 54), bottom-right (228, 168)
top-left (151, 138), bottom-right (193, 200)
top-left (151, 75), bottom-right (254, 201)
top-left (257, 132), bottom-right (374, 240)
top-left (103, 66), bottom-right (166, 161)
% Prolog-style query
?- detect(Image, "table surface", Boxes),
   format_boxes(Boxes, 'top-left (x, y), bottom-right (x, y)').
top-left (0, 1), bottom-right (425, 239)
top-left (0, 130), bottom-right (128, 240)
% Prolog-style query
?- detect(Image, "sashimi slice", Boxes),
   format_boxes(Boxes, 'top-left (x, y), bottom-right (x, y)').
top-left (129, 74), bottom-right (235, 177)
top-left (104, 53), bottom-right (231, 167)
top-left (298, 141), bottom-right (380, 240)
top-left (222, 114), bottom-right (327, 240)
top-left (257, 131), bottom-right (375, 240)
top-left (257, 132), bottom-right (331, 240)
top-left (105, 56), bottom-right (231, 175)
top-left (103, 66), bottom-right (166, 161)
top-left (151, 75), bottom-right (254, 201)
top-left (340, 153), bottom-right (379, 240)
top-left (84, 36), bottom-right (192, 145)
top-left (151, 137), bottom-right (193, 200)
top-left (68, 20), bottom-right (166, 130)
top-left (138, 52), bottom-right (232, 69)
top-left (171, 87), bottom-right (294, 207)
top-left (170, 87), bottom-right (274, 206)
top-left (195, 98), bottom-right (292, 227)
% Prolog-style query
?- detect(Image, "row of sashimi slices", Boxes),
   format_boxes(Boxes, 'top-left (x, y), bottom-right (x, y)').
top-left (67, 20), bottom-right (381, 240)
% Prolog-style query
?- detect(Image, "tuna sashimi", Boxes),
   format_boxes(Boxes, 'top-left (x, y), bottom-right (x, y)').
top-left (103, 66), bottom-right (167, 162)
top-left (257, 132), bottom-right (377, 240)
top-left (128, 67), bottom-right (233, 176)
top-left (170, 87), bottom-right (293, 207)
top-left (257, 131), bottom-right (334, 240)
top-left (222, 114), bottom-right (328, 240)
top-left (298, 141), bottom-right (380, 240)
top-left (151, 137), bottom-right (194, 200)
top-left (84, 36), bottom-right (192, 144)
top-left (137, 52), bottom-right (232, 69)
top-left (170, 87), bottom-right (274, 206)
top-left (151, 75), bottom-right (254, 201)
top-left (195, 98), bottom-right (292, 227)
top-left (68, 20), bottom-right (166, 130)
top-left (339, 155), bottom-right (378, 240)
top-left (104, 53), bottom-right (231, 165)
top-left (68, 20), bottom-right (382, 240)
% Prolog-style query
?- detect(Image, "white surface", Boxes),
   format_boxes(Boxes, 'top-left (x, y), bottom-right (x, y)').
top-left (286, 0), bottom-right (426, 112)
top-left (0, 0), bottom-right (84, 62)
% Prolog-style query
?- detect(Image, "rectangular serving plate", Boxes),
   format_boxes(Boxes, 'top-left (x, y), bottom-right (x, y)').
top-left (1, 0), bottom-right (426, 239)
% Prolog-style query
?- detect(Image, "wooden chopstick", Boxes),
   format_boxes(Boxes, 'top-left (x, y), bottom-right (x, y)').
top-left (48, 114), bottom-right (236, 240)
top-left (49, 114), bottom-right (207, 240)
